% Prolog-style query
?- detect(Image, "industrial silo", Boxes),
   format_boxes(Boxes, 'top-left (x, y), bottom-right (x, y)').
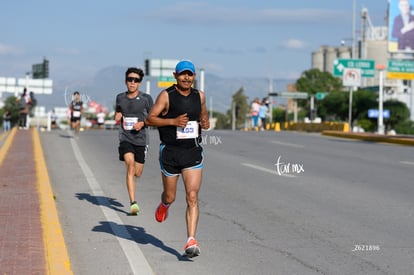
top-left (338, 46), bottom-right (352, 59)
top-left (311, 47), bottom-right (325, 71)
top-left (324, 46), bottom-right (338, 74)
top-left (365, 40), bottom-right (389, 87)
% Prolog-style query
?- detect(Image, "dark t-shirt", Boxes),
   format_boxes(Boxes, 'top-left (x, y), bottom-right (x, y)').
top-left (70, 100), bottom-right (83, 118)
top-left (115, 91), bottom-right (153, 146)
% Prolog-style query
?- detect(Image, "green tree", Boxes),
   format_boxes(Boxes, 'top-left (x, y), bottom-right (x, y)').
top-left (296, 68), bottom-right (343, 96)
top-left (353, 90), bottom-right (377, 122)
top-left (295, 68), bottom-right (343, 118)
top-left (1, 95), bottom-right (20, 127)
top-left (395, 120), bottom-right (414, 135)
top-left (383, 99), bottom-right (410, 131)
top-left (272, 108), bottom-right (286, 123)
top-left (213, 111), bottom-right (231, 129)
top-left (230, 87), bottom-right (248, 129)
top-left (318, 91), bottom-right (348, 121)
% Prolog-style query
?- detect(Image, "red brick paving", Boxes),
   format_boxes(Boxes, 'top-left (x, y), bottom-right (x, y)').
top-left (0, 129), bottom-right (46, 275)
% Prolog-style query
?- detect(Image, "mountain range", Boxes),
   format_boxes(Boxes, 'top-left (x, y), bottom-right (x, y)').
top-left (34, 66), bottom-right (294, 113)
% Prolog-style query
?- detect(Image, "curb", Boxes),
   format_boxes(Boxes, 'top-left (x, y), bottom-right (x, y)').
top-left (322, 130), bottom-right (414, 146)
top-left (32, 129), bottom-right (73, 274)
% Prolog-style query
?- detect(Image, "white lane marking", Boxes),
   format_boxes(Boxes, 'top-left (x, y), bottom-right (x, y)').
top-left (70, 135), bottom-right (154, 275)
top-left (241, 162), bottom-right (296, 178)
top-left (271, 140), bottom-right (305, 148)
top-left (400, 161), bottom-right (414, 166)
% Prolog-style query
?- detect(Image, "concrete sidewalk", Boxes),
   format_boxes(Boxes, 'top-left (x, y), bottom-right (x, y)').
top-left (0, 128), bottom-right (72, 275)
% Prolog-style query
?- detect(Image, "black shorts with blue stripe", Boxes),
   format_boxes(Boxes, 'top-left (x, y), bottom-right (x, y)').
top-left (159, 144), bottom-right (203, 176)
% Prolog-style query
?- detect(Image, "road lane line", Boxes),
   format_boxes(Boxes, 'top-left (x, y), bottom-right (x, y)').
top-left (241, 162), bottom-right (296, 178)
top-left (69, 134), bottom-right (154, 275)
top-left (271, 140), bottom-right (305, 148)
top-left (0, 127), bottom-right (16, 166)
top-left (33, 129), bottom-right (73, 274)
top-left (400, 161), bottom-right (414, 166)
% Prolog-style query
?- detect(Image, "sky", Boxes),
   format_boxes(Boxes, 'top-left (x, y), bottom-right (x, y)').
top-left (1, 0), bottom-right (388, 83)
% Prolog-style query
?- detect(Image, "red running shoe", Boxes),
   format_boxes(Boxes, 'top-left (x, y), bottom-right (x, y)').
top-left (155, 202), bottom-right (169, 222)
top-left (184, 238), bottom-right (200, 258)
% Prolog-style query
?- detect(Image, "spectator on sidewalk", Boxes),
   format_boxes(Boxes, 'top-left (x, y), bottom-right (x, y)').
top-left (2, 109), bottom-right (11, 131)
top-left (250, 98), bottom-right (260, 128)
top-left (259, 98), bottom-right (269, 131)
top-left (17, 88), bottom-right (31, 129)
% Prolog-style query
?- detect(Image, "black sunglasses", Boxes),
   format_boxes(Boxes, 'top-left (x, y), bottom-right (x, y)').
top-left (126, 77), bottom-right (142, 83)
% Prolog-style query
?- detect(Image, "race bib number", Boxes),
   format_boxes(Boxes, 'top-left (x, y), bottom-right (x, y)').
top-left (124, 117), bottom-right (138, 130)
top-left (176, 121), bottom-right (199, 139)
top-left (73, 111), bottom-right (81, 118)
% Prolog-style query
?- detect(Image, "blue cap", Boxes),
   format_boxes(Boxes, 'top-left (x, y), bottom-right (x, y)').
top-left (175, 60), bottom-right (195, 74)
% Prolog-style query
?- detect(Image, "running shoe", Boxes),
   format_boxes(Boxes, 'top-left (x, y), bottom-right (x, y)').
top-left (130, 201), bottom-right (140, 215)
top-left (184, 238), bottom-right (200, 258)
top-left (155, 202), bottom-right (169, 222)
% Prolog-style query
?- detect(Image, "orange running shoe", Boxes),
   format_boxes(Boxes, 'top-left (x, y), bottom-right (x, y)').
top-left (155, 202), bottom-right (169, 222)
top-left (184, 238), bottom-right (200, 258)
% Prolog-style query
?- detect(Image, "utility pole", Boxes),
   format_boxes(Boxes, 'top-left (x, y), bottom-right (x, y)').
top-left (232, 101), bottom-right (236, 131)
top-left (377, 64), bottom-right (386, 135)
top-left (352, 0), bottom-right (356, 58)
top-left (268, 78), bottom-right (273, 124)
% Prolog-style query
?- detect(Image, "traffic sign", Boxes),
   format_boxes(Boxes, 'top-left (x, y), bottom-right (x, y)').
top-left (315, 92), bottom-right (327, 100)
top-left (387, 59), bottom-right (414, 80)
top-left (158, 76), bottom-right (175, 82)
top-left (269, 92), bottom-right (308, 99)
top-left (333, 59), bottom-right (375, 78)
top-left (268, 92), bottom-right (309, 99)
top-left (158, 76), bottom-right (175, 88)
top-left (279, 92), bottom-right (308, 99)
top-left (342, 68), bottom-right (361, 87)
top-left (368, 109), bottom-right (390, 119)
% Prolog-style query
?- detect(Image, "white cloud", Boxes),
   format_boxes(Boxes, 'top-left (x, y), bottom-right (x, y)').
top-left (0, 43), bottom-right (23, 55)
top-left (280, 39), bottom-right (306, 49)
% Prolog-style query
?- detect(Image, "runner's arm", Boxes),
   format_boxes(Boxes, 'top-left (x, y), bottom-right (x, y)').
top-left (199, 91), bottom-right (210, 130)
top-left (146, 91), bottom-right (188, 128)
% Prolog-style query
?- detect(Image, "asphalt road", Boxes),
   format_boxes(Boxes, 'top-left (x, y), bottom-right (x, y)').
top-left (40, 129), bottom-right (414, 275)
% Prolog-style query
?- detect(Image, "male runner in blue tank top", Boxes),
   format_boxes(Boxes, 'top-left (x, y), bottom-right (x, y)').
top-left (147, 60), bottom-right (209, 257)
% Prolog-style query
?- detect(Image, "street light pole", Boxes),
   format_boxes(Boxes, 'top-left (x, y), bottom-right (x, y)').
top-left (348, 87), bottom-right (354, 131)
top-left (352, 0), bottom-right (356, 58)
top-left (377, 64), bottom-right (386, 134)
top-left (232, 101), bottom-right (236, 131)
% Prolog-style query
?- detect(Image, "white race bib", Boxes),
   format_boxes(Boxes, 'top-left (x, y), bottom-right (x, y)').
top-left (123, 117), bottom-right (138, 130)
top-left (73, 111), bottom-right (81, 118)
top-left (176, 121), bottom-right (199, 139)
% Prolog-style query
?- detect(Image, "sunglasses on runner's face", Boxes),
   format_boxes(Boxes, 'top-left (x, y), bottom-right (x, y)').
top-left (126, 77), bottom-right (142, 83)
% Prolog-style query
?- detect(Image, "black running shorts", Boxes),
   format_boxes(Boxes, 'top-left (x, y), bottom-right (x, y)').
top-left (159, 144), bottom-right (203, 176)
top-left (118, 142), bottom-right (147, 163)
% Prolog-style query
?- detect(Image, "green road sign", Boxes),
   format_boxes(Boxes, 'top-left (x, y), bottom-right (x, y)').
top-left (158, 76), bottom-right (176, 88)
top-left (280, 92), bottom-right (308, 99)
top-left (315, 92), bottom-right (327, 100)
top-left (333, 59), bottom-right (375, 78)
top-left (269, 92), bottom-right (308, 99)
top-left (387, 59), bottom-right (414, 80)
top-left (158, 76), bottom-right (175, 82)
